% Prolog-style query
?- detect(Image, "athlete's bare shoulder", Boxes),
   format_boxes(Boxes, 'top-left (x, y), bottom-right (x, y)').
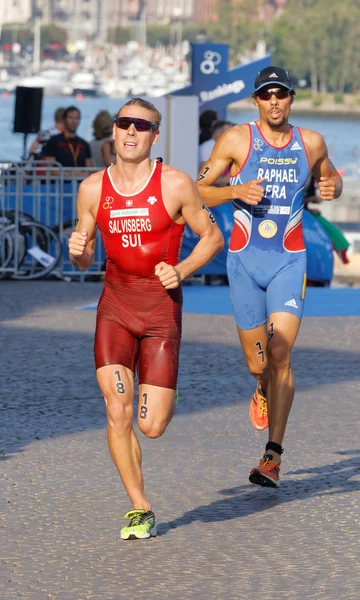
top-left (161, 164), bottom-right (199, 210)
top-left (212, 122), bottom-right (251, 161)
top-left (161, 164), bottom-right (194, 189)
top-left (79, 169), bottom-right (104, 190)
top-left (77, 169), bottom-right (104, 216)
top-left (298, 127), bottom-right (328, 168)
top-left (218, 122), bottom-right (250, 144)
top-left (230, 122), bottom-right (250, 135)
top-left (78, 169), bottom-right (104, 198)
top-left (211, 123), bottom-right (251, 172)
top-left (298, 127), bottom-right (326, 151)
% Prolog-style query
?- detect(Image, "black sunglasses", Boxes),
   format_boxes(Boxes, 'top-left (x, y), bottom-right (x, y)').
top-left (113, 116), bottom-right (159, 132)
top-left (256, 88), bottom-right (291, 101)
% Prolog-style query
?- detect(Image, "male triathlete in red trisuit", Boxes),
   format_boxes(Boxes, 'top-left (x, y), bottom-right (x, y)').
top-left (68, 98), bottom-right (224, 540)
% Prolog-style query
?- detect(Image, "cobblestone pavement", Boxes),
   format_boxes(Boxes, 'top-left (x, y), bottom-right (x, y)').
top-left (1, 282), bottom-right (360, 600)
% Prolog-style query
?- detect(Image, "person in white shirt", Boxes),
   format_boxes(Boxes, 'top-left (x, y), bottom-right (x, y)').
top-left (28, 107), bottom-right (65, 157)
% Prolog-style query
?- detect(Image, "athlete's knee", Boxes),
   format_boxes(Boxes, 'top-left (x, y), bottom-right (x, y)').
top-left (138, 417), bottom-right (171, 439)
top-left (267, 343), bottom-right (291, 371)
top-left (246, 356), bottom-right (268, 379)
top-left (106, 399), bottom-right (133, 435)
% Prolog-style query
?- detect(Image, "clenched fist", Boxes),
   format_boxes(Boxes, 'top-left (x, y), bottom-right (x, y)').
top-left (232, 178), bottom-right (265, 205)
top-left (69, 230), bottom-right (88, 258)
top-left (318, 177), bottom-right (336, 201)
top-left (155, 262), bottom-right (181, 289)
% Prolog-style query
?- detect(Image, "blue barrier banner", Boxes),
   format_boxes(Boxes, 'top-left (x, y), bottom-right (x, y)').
top-left (172, 43), bottom-right (271, 118)
top-left (6, 182), bottom-right (333, 283)
top-left (302, 209), bottom-right (334, 283)
top-left (180, 204), bottom-right (233, 275)
top-left (180, 205), bottom-right (334, 283)
top-left (5, 182), bottom-right (75, 225)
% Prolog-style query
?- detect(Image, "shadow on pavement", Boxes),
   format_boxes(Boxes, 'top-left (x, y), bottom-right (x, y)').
top-left (1, 317), bottom-right (360, 459)
top-left (158, 450), bottom-right (360, 535)
top-left (0, 280), bottom-right (102, 322)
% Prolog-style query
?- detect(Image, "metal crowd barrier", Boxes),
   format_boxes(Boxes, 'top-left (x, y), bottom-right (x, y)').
top-left (2, 161), bottom-right (359, 282)
top-left (0, 161), bottom-right (106, 280)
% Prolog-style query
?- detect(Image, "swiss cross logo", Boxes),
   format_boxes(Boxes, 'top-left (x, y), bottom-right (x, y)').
top-left (147, 196), bottom-right (157, 205)
top-left (126, 199), bottom-right (133, 207)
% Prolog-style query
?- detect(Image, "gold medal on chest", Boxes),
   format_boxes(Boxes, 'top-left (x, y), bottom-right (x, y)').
top-left (258, 219), bottom-right (278, 239)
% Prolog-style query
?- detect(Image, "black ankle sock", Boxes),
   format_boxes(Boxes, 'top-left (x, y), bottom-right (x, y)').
top-left (266, 441), bottom-right (283, 455)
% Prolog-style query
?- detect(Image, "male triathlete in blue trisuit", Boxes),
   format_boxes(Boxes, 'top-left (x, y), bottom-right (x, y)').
top-left (196, 66), bottom-right (343, 488)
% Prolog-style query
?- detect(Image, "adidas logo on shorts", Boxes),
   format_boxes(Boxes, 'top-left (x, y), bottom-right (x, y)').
top-left (284, 298), bottom-right (298, 308)
top-left (290, 141), bottom-right (302, 151)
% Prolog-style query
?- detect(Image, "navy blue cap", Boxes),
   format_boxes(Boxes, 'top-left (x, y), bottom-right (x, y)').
top-left (254, 66), bottom-right (293, 93)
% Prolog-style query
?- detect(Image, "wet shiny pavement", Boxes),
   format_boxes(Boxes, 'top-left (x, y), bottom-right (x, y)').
top-left (1, 282), bottom-right (359, 600)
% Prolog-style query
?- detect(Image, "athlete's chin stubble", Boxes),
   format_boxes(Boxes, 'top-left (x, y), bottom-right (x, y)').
top-left (266, 115), bottom-right (286, 128)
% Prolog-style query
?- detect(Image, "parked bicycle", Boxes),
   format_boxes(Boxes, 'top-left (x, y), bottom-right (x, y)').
top-left (0, 161), bottom-right (103, 280)
top-left (0, 210), bottom-right (62, 280)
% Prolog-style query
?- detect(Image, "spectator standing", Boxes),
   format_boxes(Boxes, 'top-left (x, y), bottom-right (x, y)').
top-left (199, 109), bottom-right (218, 145)
top-left (199, 120), bottom-right (234, 185)
top-left (28, 107), bottom-right (65, 158)
top-left (42, 106), bottom-right (93, 168)
top-left (90, 110), bottom-right (116, 168)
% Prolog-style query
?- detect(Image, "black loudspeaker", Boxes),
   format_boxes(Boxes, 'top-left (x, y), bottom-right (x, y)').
top-left (13, 86), bottom-right (43, 134)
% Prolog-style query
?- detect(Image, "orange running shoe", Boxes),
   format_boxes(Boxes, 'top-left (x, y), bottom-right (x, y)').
top-left (249, 383), bottom-right (268, 430)
top-left (249, 454), bottom-right (280, 488)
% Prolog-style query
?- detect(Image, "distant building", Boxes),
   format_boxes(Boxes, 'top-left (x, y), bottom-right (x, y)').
top-left (193, 0), bottom-right (217, 24)
top-left (145, 0), bottom-right (195, 24)
top-left (194, 0), bottom-right (288, 24)
top-left (26, 0), bottom-right (288, 43)
top-left (31, 0), bottom-right (107, 41)
top-left (2, 0), bottom-right (32, 24)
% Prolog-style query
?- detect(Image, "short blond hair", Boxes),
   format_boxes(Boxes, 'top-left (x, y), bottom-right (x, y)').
top-left (119, 97), bottom-right (162, 128)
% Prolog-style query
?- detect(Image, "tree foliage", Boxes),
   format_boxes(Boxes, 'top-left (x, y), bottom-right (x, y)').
top-left (193, 0), bottom-right (360, 94)
top-left (107, 0), bottom-right (360, 93)
top-left (40, 25), bottom-right (67, 47)
top-left (108, 24), bottom-right (207, 48)
top-left (1, 24), bottom-right (67, 49)
top-left (107, 27), bottom-right (132, 45)
top-left (269, 0), bottom-right (360, 93)
top-left (206, 0), bottom-right (268, 64)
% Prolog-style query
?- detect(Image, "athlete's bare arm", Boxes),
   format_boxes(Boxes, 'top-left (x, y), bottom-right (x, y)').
top-left (155, 168), bottom-right (224, 289)
top-left (196, 125), bottom-right (265, 208)
top-left (68, 171), bottom-right (102, 270)
top-left (301, 129), bottom-right (343, 201)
